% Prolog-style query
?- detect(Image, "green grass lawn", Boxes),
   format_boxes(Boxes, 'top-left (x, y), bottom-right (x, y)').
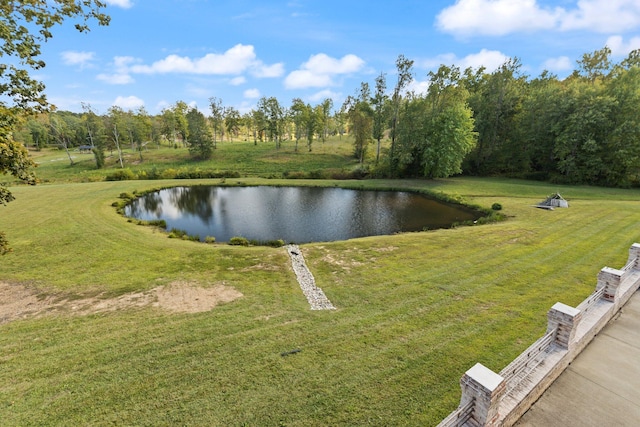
top-left (21, 138), bottom-right (360, 183)
top-left (2, 141), bottom-right (640, 425)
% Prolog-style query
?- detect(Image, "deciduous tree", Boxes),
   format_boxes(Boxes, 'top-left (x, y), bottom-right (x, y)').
top-left (257, 97), bottom-right (286, 149)
top-left (1, 1), bottom-right (109, 254)
top-left (395, 65), bottom-right (476, 178)
top-left (371, 72), bottom-right (389, 163)
top-left (106, 106), bottom-right (126, 168)
top-left (186, 107), bottom-right (214, 160)
top-left (224, 106), bottom-right (241, 140)
top-left (389, 54), bottom-right (414, 172)
top-left (208, 97), bottom-right (224, 148)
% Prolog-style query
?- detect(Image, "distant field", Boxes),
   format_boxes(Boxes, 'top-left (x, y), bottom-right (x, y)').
top-left (19, 137), bottom-right (360, 183)
top-left (2, 140), bottom-right (640, 425)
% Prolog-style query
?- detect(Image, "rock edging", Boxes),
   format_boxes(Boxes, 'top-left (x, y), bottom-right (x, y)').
top-left (286, 244), bottom-right (336, 310)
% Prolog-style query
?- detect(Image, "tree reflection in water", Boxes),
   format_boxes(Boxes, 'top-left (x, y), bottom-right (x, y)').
top-left (124, 186), bottom-right (480, 243)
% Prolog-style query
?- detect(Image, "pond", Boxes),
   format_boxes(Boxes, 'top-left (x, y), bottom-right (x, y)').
top-left (124, 186), bottom-right (481, 244)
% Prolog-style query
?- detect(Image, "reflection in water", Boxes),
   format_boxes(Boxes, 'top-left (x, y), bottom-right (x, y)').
top-left (124, 186), bottom-right (480, 243)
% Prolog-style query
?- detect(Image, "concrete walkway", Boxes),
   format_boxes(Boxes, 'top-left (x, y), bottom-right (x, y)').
top-left (516, 290), bottom-right (640, 426)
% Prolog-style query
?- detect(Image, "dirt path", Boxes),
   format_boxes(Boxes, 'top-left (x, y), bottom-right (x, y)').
top-left (0, 281), bottom-right (243, 325)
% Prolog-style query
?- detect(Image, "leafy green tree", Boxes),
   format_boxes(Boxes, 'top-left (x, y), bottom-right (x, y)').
top-left (81, 103), bottom-right (107, 168)
top-left (1, 1), bottom-right (109, 114)
top-left (345, 83), bottom-right (374, 164)
top-left (395, 65), bottom-right (476, 178)
top-left (307, 105), bottom-right (320, 152)
top-left (552, 78), bottom-right (616, 183)
top-left (289, 99), bottom-right (318, 152)
top-left (1, 1), bottom-right (109, 254)
top-left (251, 108), bottom-right (266, 144)
top-left (106, 106), bottom-right (126, 168)
top-left (208, 97), bottom-right (223, 147)
top-left (465, 58), bottom-right (526, 174)
top-left (257, 96), bottom-right (286, 149)
top-left (149, 114), bottom-right (163, 149)
top-left (604, 50), bottom-right (640, 185)
top-left (26, 116), bottom-right (49, 150)
top-left (334, 106), bottom-right (347, 140)
top-left (186, 107), bottom-right (214, 159)
top-left (224, 106), bottom-right (241, 140)
top-left (318, 98), bottom-right (333, 142)
top-left (576, 47), bottom-right (612, 82)
top-left (550, 49), bottom-right (639, 186)
top-left (124, 107), bottom-right (151, 162)
top-left (422, 66), bottom-right (477, 177)
top-left (289, 98), bottom-right (308, 152)
top-left (160, 108), bottom-right (178, 147)
top-left (49, 113), bottom-right (77, 165)
top-left (173, 101), bottom-right (190, 146)
top-left (1, 110), bottom-right (37, 254)
top-left (389, 54), bottom-right (414, 172)
top-left (371, 72), bottom-right (389, 163)
top-left (513, 71), bottom-right (563, 177)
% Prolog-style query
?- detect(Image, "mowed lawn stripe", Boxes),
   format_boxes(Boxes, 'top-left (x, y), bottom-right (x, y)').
top-left (1, 177), bottom-right (640, 425)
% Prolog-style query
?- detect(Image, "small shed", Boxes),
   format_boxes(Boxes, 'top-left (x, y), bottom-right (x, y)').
top-left (536, 193), bottom-right (568, 210)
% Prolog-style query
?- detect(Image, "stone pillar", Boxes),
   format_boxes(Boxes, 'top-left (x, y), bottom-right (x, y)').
top-left (547, 303), bottom-right (581, 348)
top-left (460, 363), bottom-right (506, 426)
top-left (596, 267), bottom-right (623, 302)
top-left (626, 243), bottom-right (640, 269)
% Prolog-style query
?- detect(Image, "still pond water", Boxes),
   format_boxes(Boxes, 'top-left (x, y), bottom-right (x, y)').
top-left (125, 186), bottom-right (480, 243)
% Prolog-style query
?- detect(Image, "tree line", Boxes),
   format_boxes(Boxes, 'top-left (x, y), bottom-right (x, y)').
top-left (13, 47), bottom-right (640, 187)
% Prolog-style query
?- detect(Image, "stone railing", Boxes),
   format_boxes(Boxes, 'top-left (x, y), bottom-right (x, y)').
top-left (438, 243), bottom-right (640, 427)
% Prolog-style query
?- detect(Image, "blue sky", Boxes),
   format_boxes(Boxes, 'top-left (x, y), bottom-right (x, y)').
top-left (38, 0), bottom-right (640, 115)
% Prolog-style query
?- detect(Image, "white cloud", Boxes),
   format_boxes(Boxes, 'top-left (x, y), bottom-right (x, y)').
top-left (155, 100), bottom-right (171, 112)
top-left (284, 53), bottom-right (365, 89)
top-left (408, 79), bottom-right (431, 96)
top-left (97, 73), bottom-right (134, 85)
top-left (61, 51), bottom-right (95, 68)
top-left (243, 88), bottom-right (261, 99)
top-left (252, 62), bottom-right (285, 78)
top-left (459, 49), bottom-right (510, 70)
top-left (542, 56), bottom-right (573, 72)
top-left (436, 0), bottom-right (640, 37)
top-left (436, 0), bottom-right (560, 36)
top-left (560, 0), bottom-right (640, 32)
top-left (96, 56), bottom-right (137, 85)
top-left (606, 35), bottom-right (640, 57)
top-left (128, 44), bottom-right (282, 78)
top-left (285, 70), bottom-right (334, 89)
top-left (303, 53), bottom-right (365, 74)
top-left (308, 89), bottom-right (341, 103)
top-left (114, 56), bottom-right (138, 68)
top-left (230, 76), bottom-right (247, 85)
top-left (421, 53), bottom-right (458, 69)
top-left (105, 0), bottom-right (134, 9)
top-left (113, 95), bottom-right (144, 110)
top-left (420, 49), bottom-right (509, 73)
top-left (409, 49), bottom-right (511, 95)
top-left (237, 101), bottom-right (257, 115)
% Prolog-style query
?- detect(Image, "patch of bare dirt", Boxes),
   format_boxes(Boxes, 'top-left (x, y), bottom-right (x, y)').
top-left (0, 282), bottom-right (61, 324)
top-left (0, 281), bottom-right (242, 325)
top-left (153, 281), bottom-right (243, 313)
